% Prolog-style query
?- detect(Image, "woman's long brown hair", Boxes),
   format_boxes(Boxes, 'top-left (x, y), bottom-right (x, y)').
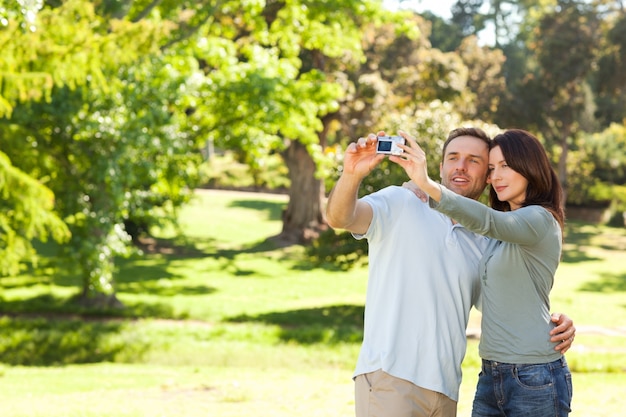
top-left (488, 129), bottom-right (565, 232)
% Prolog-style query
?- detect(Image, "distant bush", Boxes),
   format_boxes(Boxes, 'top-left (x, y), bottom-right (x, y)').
top-left (200, 152), bottom-right (289, 192)
top-left (306, 228), bottom-right (369, 271)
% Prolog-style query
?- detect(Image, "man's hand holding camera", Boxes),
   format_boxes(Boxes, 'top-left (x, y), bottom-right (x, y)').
top-left (344, 131), bottom-right (414, 181)
top-left (342, 133), bottom-right (387, 179)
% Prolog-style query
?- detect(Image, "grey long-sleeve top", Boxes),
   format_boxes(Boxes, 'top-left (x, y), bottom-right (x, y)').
top-left (431, 186), bottom-right (563, 364)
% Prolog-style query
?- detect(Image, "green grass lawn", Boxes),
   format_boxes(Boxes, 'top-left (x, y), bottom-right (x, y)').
top-left (0, 189), bottom-right (625, 416)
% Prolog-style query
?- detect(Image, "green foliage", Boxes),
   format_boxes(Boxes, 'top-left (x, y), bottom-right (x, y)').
top-left (592, 184), bottom-right (626, 227)
top-left (450, 0), bottom-right (488, 39)
top-left (0, 0), bottom-right (43, 31)
top-left (568, 124), bottom-right (626, 209)
top-left (585, 123), bottom-right (626, 184)
top-left (0, 152), bottom-right (69, 275)
top-left (0, 0), bottom-right (161, 117)
top-left (0, 0), bottom-right (218, 301)
top-left (184, 0), bottom-right (402, 166)
top-left (455, 36), bottom-right (507, 121)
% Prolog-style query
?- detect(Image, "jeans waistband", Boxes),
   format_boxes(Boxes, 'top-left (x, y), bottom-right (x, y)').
top-left (482, 357), bottom-right (566, 369)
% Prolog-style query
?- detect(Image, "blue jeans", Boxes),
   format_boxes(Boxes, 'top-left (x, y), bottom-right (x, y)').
top-left (472, 357), bottom-right (572, 417)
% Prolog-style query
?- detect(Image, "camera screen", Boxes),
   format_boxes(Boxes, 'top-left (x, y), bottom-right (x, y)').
top-left (377, 141), bottom-right (392, 152)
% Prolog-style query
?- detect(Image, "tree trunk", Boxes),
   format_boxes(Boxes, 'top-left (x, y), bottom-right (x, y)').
top-left (551, 115), bottom-right (573, 204)
top-left (76, 226), bottom-right (125, 309)
top-left (277, 139), bottom-right (327, 245)
top-left (558, 132), bottom-right (569, 203)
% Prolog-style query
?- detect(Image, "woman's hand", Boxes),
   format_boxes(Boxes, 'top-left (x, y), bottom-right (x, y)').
top-left (390, 130), bottom-right (442, 202)
top-left (402, 180), bottom-right (429, 203)
top-left (550, 313), bottom-right (576, 354)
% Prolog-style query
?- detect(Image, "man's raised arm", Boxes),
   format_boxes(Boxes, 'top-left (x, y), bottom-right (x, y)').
top-left (326, 134), bottom-right (386, 235)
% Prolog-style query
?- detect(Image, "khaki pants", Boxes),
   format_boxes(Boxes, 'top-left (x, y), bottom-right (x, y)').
top-left (355, 369), bottom-right (457, 417)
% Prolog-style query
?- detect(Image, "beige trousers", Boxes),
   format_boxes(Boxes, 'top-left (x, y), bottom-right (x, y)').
top-left (355, 369), bottom-right (457, 417)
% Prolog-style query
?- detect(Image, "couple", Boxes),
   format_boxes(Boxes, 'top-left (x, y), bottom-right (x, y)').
top-left (326, 127), bottom-right (574, 417)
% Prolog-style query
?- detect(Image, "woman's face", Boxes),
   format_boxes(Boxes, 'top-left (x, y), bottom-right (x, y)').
top-left (487, 146), bottom-right (528, 210)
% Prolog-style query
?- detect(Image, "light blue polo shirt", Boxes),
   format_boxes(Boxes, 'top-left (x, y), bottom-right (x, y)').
top-left (354, 186), bottom-right (488, 401)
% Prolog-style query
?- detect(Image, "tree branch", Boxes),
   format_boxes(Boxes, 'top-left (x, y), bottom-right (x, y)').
top-left (132, 0), bottom-right (164, 22)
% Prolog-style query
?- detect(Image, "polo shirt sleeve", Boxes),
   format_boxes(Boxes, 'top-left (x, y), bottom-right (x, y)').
top-left (353, 186), bottom-right (407, 241)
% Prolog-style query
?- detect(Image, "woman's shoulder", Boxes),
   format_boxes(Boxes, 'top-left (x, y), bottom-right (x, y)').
top-left (517, 204), bottom-right (560, 228)
top-left (518, 204), bottom-right (554, 217)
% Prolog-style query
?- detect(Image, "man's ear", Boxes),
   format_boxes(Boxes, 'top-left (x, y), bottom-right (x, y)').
top-left (439, 162), bottom-right (443, 180)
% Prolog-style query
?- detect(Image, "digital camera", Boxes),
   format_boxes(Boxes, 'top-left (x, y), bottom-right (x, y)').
top-left (376, 135), bottom-right (405, 155)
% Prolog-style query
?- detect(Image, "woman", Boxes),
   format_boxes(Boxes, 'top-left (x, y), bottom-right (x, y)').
top-left (394, 129), bottom-right (573, 416)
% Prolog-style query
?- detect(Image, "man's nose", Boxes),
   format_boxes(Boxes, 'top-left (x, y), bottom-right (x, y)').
top-left (455, 159), bottom-right (468, 171)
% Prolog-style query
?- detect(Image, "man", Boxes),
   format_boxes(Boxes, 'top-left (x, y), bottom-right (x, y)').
top-left (325, 127), bottom-right (575, 417)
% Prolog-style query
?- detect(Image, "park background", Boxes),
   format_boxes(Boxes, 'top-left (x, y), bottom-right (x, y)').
top-left (1, 0), bottom-right (626, 416)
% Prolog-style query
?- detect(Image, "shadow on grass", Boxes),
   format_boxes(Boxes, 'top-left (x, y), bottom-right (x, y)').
top-left (5, 232), bottom-right (303, 320)
top-left (562, 222), bottom-right (602, 263)
top-left (228, 304), bottom-right (365, 344)
top-left (561, 247), bottom-right (602, 263)
top-left (24, 243), bottom-right (218, 300)
top-left (207, 196), bottom-right (364, 272)
top-left (114, 250), bottom-right (218, 296)
top-left (211, 238), bottom-right (285, 260)
top-left (207, 237), bottom-right (355, 275)
top-left (0, 314), bottom-right (151, 366)
top-left (228, 199), bottom-right (285, 222)
top-left (0, 293), bottom-right (181, 319)
top-left (579, 271), bottom-right (626, 293)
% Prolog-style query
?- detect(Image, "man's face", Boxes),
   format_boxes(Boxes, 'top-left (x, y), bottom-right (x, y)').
top-left (439, 135), bottom-right (490, 200)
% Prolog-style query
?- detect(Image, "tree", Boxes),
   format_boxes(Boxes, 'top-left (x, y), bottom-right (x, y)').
top-left (318, 13), bottom-right (501, 237)
top-left (451, 0), bottom-right (488, 38)
top-left (455, 35), bottom-right (506, 121)
top-left (529, 0), bottom-right (601, 197)
top-left (0, 0), bottom-right (201, 306)
top-left (492, 0), bottom-right (601, 200)
top-left (593, 11), bottom-right (626, 127)
top-left (0, 0), bottom-right (110, 276)
top-left (421, 11), bottom-right (466, 52)
top-left (144, 0), bottom-right (418, 244)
